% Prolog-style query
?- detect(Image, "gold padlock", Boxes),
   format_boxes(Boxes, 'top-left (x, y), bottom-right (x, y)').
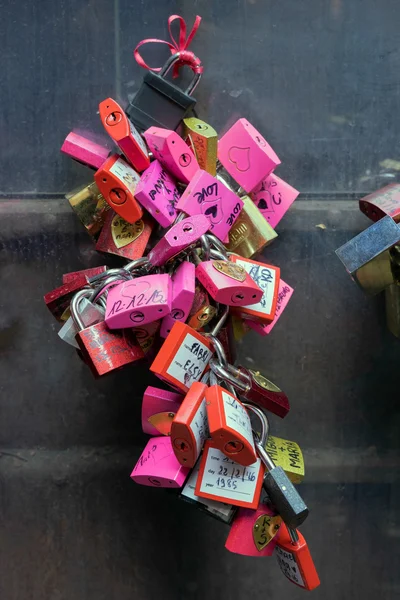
top-left (265, 435), bottom-right (305, 484)
top-left (224, 195), bottom-right (277, 258)
top-left (67, 182), bottom-right (110, 238)
top-left (183, 117), bottom-right (218, 176)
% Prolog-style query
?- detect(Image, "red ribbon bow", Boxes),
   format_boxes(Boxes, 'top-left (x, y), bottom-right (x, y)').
top-left (134, 15), bottom-right (203, 78)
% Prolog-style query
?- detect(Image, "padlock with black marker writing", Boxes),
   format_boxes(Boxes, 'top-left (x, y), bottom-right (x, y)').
top-left (96, 210), bottom-right (154, 260)
top-left (265, 436), bottom-right (305, 484)
top-left (246, 405), bottom-right (309, 530)
top-left (99, 97), bottom-right (150, 172)
top-left (141, 385), bottom-right (184, 436)
top-left (126, 52), bottom-right (202, 132)
top-left (335, 214), bottom-right (400, 295)
top-left (176, 169), bottom-right (244, 241)
top-left (150, 320), bottom-right (213, 393)
top-left (105, 271), bottom-right (172, 328)
top-left (183, 117), bottom-right (218, 175)
top-left (275, 524), bottom-right (320, 590)
top-left (131, 436), bottom-right (190, 488)
top-left (246, 278), bottom-right (294, 336)
top-left (250, 173), bottom-right (299, 230)
top-left (134, 160), bottom-right (180, 227)
top-left (225, 502), bottom-right (282, 557)
top-left (160, 261), bottom-right (196, 338)
top-left (210, 360), bottom-right (290, 418)
top-left (224, 194), bottom-right (278, 258)
top-left (71, 288), bottom-right (144, 377)
top-left (66, 182), bottom-right (110, 239)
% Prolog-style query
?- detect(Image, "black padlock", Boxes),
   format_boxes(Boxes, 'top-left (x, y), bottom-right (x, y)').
top-left (126, 52), bottom-right (201, 132)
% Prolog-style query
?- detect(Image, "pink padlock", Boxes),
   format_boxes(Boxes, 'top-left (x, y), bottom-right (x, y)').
top-left (131, 436), bottom-right (190, 488)
top-left (143, 127), bottom-right (200, 183)
top-left (147, 214), bottom-right (210, 267)
top-left (61, 132), bottom-right (110, 170)
top-left (135, 160), bottom-right (180, 227)
top-left (246, 279), bottom-right (294, 336)
top-left (225, 503), bottom-right (282, 557)
top-left (251, 173), bottom-right (299, 229)
top-left (195, 260), bottom-right (263, 307)
top-left (160, 262), bottom-right (196, 338)
top-left (105, 274), bottom-right (172, 328)
top-left (218, 118), bottom-right (281, 193)
top-left (142, 386), bottom-right (184, 435)
top-left (176, 170), bottom-right (244, 241)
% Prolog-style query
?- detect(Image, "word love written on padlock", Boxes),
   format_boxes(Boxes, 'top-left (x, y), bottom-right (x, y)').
top-left (46, 13), bottom-right (312, 583)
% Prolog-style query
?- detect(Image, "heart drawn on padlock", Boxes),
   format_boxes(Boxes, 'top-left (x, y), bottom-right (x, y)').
top-left (257, 191), bottom-right (274, 214)
top-left (111, 214), bottom-right (144, 248)
top-left (228, 146), bottom-right (251, 172)
top-left (253, 514), bottom-right (282, 551)
top-left (202, 197), bottom-right (223, 225)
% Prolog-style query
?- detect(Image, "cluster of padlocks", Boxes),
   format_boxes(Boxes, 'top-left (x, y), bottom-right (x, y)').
top-left (44, 16), bottom-right (320, 590)
top-left (336, 184), bottom-right (400, 336)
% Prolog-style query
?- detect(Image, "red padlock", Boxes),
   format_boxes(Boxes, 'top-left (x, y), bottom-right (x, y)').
top-left (150, 321), bottom-right (213, 393)
top-left (225, 502), bottom-right (282, 557)
top-left (99, 98), bottom-right (150, 172)
top-left (195, 259), bottom-right (263, 307)
top-left (94, 154), bottom-right (143, 224)
top-left (275, 524), bottom-right (320, 590)
top-left (71, 290), bottom-right (144, 377)
top-left (62, 266), bottom-right (107, 285)
top-left (205, 385), bottom-right (257, 466)
top-left (96, 210), bottom-right (154, 260)
top-left (170, 381), bottom-right (209, 467)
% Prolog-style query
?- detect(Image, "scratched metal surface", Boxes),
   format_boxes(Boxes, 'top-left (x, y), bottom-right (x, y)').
top-left (1, 1), bottom-right (400, 599)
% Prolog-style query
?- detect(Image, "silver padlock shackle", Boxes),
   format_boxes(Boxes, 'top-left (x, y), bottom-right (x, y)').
top-left (209, 360), bottom-right (248, 392)
top-left (205, 233), bottom-right (227, 256)
top-left (90, 274), bottom-right (126, 304)
top-left (124, 257), bottom-right (151, 274)
top-left (70, 289), bottom-right (92, 331)
top-left (209, 358), bottom-right (239, 397)
top-left (209, 247), bottom-right (229, 261)
top-left (88, 268), bottom-right (131, 286)
top-left (242, 403), bottom-right (276, 472)
top-left (199, 234), bottom-right (211, 261)
top-left (159, 52), bottom-right (202, 96)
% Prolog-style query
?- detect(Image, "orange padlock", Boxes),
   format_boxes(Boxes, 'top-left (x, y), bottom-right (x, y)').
top-left (205, 385), bottom-right (257, 466)
top-left (171, 381), bottom-right (209, 467)
top-left (94, 154), bottom-right (143, 224)
top-left (150, 321), bottom-right (213, 393)
top-left (99, 98), bottom-right (150, 172)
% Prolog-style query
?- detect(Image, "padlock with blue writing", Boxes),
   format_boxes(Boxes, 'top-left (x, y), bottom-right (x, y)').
top-left (150, 320), bottom-right (213, 393)
top-left (126, 53), bottom-right (201, 132)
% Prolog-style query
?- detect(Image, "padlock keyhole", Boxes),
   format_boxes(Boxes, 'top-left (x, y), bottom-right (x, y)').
top-left (182, 224), bottom-right (193, 233)
top-left (224, 440), bottom-right (244, 454)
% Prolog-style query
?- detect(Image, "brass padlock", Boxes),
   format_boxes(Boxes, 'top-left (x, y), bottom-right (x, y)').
top-left (183, 117), bottom-right (218, 175)
top-left (224, 195), bottom-right (277, 258)
top-left (265, 435), bottom-right (305, 484)
top-left (66, 182), bottom-right (110, 238)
